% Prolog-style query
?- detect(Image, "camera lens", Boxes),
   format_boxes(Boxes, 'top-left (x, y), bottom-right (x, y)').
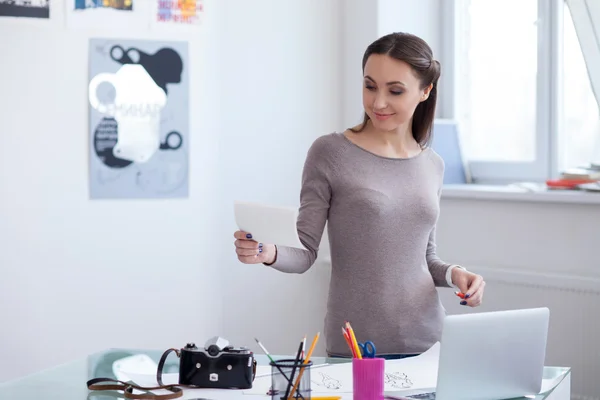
top-left (207, 344), bottom-right (220, 357)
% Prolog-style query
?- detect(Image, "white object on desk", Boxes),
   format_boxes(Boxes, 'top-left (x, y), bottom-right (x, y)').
top-left (234, 201), bottom-right (306, 250)
top-left (244, 343), bottom-right (440, 396)
top-left (433, 307), bottom-right (550, 400)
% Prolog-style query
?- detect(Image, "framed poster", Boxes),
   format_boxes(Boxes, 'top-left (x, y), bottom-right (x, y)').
top-left (0, 0), bottom-right (50, 19)
top-left (88, 38), bottom-right (189, 199)
top-left (153, 0), bottom-right (203, 26)
top-left (67, 0), bottom-right (149, 29)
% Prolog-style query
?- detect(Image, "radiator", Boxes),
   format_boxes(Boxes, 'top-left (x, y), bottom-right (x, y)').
top-left (439, 266), bottom-right (600, 400)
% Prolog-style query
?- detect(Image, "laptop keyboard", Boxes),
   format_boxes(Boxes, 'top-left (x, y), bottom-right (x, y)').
top-left (407, 392), bottom-right (437, 399)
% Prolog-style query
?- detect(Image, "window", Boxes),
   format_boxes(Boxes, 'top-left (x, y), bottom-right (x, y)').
top-left (458, 0), bottom-right (539, 163)
top-left (563, 2), bottom-right (600, 169)
top-left (446, 0), bottom-right (600, 183)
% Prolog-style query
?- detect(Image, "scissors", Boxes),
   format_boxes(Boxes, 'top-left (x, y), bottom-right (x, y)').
top-left (358, 341), bottom-right (376, 358)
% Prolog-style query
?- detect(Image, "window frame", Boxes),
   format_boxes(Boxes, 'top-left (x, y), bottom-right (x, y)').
top-left (441, 0), bottom-right (564, 184)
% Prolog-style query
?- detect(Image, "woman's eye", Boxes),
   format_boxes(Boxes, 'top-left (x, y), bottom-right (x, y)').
top-left (365, 85), bottom-right (375, 91)
top-left (391, 91), bottom-right (403, 96)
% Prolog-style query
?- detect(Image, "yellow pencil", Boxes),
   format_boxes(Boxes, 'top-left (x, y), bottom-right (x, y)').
top-left (346, 322), bottom-right (362, 359)
top-left (287, 332), bottom-right (320, 400)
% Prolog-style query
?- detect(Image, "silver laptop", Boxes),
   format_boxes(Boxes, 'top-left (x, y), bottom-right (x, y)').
top-left (406, 307), bottom-right (550, 400)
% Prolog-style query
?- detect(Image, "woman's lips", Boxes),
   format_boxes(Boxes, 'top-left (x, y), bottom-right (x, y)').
top-left (374, 112), bottom-right (394, 121)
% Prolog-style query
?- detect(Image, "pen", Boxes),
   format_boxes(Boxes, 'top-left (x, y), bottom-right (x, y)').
top-left (454, 291), bottom-right (466, 299)
top-left (302, 334), bottom-right (306, 360)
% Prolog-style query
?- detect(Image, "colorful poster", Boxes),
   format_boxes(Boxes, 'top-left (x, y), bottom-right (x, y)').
top-left (74, 0), bottom-right (132, 11)
top-left (155, 0), bottom-right (203, 25)
top-left (67, 0), bottom-right (149, 29)
top-left (88, 38), bottom-right (189, 199)
top-left (0, 0), bottom-right (49, 19)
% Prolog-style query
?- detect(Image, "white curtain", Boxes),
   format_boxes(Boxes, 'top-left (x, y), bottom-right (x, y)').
top-left (565, 0), bottom-right (600, 112)
top-left (566, 0), bottom-right (600, 163)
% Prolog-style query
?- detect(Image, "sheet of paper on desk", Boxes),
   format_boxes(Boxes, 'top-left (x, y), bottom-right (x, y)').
top-left (242, 363), bottom-right (333, 396)
top-left (126, 372), bottom-right (236, 399)
top-left (234, 201), bottom-right (306, 250)
top-left (243, 342), bottom-right (440, 395)
top-left (539, 371), bottom-right (569, 394)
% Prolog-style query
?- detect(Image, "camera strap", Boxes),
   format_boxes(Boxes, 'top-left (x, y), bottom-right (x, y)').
top-left (86, 348), bottom-right (258, 400)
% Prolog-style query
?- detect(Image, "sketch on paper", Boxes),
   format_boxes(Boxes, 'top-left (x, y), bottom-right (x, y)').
top-left (88, 38), bottom-right (189, 199)
top-left (0, 0), bottom-right (49, 18)
top-left (312, 371), bottom-right (342, 390)
top-left (155, 0), bottom-right (202, 25)
top-left (385, 371), bottom-right (414, 389)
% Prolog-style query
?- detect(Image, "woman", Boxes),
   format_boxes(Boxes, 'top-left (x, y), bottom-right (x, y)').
top-left (233, 32), bottom-right (486, 358)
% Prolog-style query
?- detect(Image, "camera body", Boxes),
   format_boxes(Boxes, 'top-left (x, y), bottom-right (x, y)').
top-left (178, 337), bottom-right (256, 389)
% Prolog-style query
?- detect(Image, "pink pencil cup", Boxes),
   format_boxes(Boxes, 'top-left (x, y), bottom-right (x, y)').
top-left (352, 357), bottom-right (385, 400)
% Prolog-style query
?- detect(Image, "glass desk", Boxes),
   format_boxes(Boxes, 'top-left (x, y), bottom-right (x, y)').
top-left (0, 347), bottom-right (571, 400)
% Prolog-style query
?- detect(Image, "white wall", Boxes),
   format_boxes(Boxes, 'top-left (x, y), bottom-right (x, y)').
top-left (217, 0), bottom-right (342, 358)
top-left (2, 0), bottom-right (597, 397)
top-left (0, 0), bottom-right (223, 382)
top-left (436, 198), bottom-right (600, 399)
top-left (0, 0), bottom-right (344, 381)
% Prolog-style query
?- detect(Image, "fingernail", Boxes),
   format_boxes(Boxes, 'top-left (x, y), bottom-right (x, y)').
top-left (246, 233), bottom-right (252, 239)
top-left (259, 243), bottom-right (263, 248)
top-left (259, 248), bottom-right (263, 253)
top-left (465, 294), bottom-right (471, 299)
top-left (460, 301), bottom-right (467, 306)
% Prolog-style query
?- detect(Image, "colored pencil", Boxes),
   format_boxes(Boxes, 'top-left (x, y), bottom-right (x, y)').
top-left (345, 322), bottom-right (362, 359)
top-left (254, 337), bottom-right (275, 364)
top-left (255, 337), bottom-right (292, 387)
top-left (342, 327), bottom-right (357, 358)
top-left (287, 332), bottom-right (320, 400)
top-left (312, 397), bottom-right (342, 400)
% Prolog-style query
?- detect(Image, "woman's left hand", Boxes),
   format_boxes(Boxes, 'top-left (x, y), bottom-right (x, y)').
top-left (451, 268), bottom-right (485, 307)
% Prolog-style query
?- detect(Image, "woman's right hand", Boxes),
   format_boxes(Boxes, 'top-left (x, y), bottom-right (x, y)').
top-left (233, 230), bottom-right (277, 265)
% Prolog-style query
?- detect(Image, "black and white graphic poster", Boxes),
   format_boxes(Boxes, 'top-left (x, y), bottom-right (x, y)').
top-left (88, 38), bottom-right (189, 199)
top-left (0, 0), bottom-right (50, 18)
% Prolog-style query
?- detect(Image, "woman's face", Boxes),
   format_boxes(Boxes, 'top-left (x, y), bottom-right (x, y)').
top-left (362, 54), bottom-right (431, 132)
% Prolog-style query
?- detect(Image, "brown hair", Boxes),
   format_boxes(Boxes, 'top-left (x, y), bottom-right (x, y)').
top-left (350, 32), bottom-right (441, 147)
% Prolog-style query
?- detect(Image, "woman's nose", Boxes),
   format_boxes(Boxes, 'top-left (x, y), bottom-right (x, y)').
top-left (372, 92), bottom-right (388, 110)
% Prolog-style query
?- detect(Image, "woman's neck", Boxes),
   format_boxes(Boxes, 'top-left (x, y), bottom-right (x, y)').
top-left (365, 120), bottom-right (421, 154)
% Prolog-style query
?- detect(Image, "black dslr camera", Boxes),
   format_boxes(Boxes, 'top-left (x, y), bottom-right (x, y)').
top-left (176, 337), bottom-right (256, 389)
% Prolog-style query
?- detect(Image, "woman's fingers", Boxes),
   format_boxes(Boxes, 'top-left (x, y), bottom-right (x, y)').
top-left (233, 230), bottom-right (266, 263)
top-left (236, 246), bottom-right (262, 256)
top-left (465, 274), bottom-right (484, 298)
top-left (234, 230), bottom-right (254, 240)
top-left (235, 239), bottom-right (261, 249)
top-left (463, 280), bottom-right (485, 307)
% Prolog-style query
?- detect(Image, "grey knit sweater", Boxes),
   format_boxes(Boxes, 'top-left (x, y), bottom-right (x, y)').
top-left (269, 132), bottom-right (455, 356)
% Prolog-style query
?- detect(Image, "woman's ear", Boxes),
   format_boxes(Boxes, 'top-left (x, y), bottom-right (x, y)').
top-left (421, 83), bottom-right (433, 102)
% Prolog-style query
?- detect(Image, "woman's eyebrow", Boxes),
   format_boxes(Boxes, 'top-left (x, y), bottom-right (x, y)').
top-left (364, 75), bottom-right (406, 87)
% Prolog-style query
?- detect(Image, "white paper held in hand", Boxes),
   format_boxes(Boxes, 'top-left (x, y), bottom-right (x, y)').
top-left (234, 201), bottom-right (307, 250)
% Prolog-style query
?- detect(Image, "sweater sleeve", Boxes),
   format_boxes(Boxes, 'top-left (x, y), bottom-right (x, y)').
top-left (267, 136), bottom-right (333, 274)
top-left (426, 222), bottom-right (453, 287)
top-left (426, 162), bottom-right (453, 287)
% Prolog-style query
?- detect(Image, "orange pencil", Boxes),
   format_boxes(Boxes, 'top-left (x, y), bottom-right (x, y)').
top-left (287, 332), bottom-right (320, 400)
top-left (342, 328), bottom-right (356, 358)
top-left (346, 322), bottom-right (362, 359)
